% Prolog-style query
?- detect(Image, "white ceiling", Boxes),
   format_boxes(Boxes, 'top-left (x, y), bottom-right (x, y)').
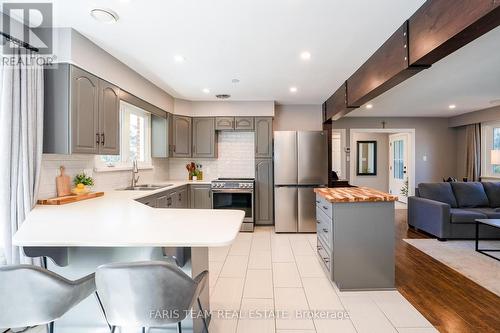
top-left (30, 0), bottom-right (425, 104)
top-left (348, 25), bottom-right (500, 117)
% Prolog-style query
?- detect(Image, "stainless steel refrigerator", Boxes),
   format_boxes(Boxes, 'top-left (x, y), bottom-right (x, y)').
top-left (274, 131), bottom-right (328, 232)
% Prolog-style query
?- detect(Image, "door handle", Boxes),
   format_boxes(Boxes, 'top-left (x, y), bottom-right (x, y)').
top-left (96, 133), bottom-right (100, 145)
top-left (101, 133), bottom-right (105, 145)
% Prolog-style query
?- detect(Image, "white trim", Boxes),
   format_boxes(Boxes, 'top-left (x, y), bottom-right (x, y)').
top-left (481, 120), bottom-right (500, 178)
top-left (331, 129), bottom-right (347, 179)
top-left (349, 128), bottom-right (416, 196)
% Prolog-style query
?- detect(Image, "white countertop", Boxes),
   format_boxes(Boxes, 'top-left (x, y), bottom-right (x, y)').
top-left (13, 180), bottom-right (245, 248)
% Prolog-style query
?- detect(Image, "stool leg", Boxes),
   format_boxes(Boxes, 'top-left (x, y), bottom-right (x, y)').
top-left (95, 292), bottom-right (112, 330)
top-left (142, 328), bottom-right (146, 333)
top-left (110, 326), bottom-right (116, 333)
top-left (47, 321), bottom-right (54, 333)
top-left (197, 297), bottom-right (209, 333)
top-left (177, 322), bottom-right (182, 333)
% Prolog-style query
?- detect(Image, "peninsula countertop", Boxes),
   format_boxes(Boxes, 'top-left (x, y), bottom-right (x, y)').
top-left (13, 180), bottom-right (244, 248)
top-left (314, 187), bottom-right (398, 203)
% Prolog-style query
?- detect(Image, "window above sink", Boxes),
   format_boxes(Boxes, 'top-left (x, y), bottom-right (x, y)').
top-left (95, 101), bottom-right (153, 171)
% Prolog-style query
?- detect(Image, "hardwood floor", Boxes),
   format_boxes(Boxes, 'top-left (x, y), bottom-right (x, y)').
top-left (395, 209), bottom-right (500, 333)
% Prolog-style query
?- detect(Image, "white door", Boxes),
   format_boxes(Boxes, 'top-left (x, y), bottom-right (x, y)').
top-left (389, 133), bottom-right (409, 203)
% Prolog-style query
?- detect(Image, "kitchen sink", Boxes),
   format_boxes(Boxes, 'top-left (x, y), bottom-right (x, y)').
top-left (119, 184), bottom-right (172, 191)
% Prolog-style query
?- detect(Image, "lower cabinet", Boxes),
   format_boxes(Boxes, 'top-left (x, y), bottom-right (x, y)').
top-left (255, 158), bottom-right (274, 225)
top-left (190, 184), bottom-right (212, 209)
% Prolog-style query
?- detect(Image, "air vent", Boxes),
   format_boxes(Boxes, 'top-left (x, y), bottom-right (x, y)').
top-left (216, 94), bottom-right (231, 99)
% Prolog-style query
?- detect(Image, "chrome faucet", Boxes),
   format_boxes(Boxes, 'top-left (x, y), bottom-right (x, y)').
top-left (131, 160), bottom-right (140, 187)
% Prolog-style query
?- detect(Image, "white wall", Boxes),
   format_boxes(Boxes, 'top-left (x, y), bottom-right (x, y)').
top-left (274, 104), bottom-right (323, 131)
top-left (174, 99), bottom-right (275, 117)
top-left (53, 28), bottom-right (174, 113)
top-left (350, 132), bottom-right (389, 192)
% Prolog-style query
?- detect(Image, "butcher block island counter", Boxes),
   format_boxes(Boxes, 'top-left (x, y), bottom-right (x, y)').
top-left (314, 187), bottom-right (397, 291)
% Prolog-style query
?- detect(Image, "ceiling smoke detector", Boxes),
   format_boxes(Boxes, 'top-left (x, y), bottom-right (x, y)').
top-left (216, 94), bottom-right (231, 99)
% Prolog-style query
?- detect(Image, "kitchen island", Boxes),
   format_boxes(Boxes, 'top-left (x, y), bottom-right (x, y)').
top-left (314, 187), bottom-right (397, 291)
top-left (13, 181), bottom-right (245, 333)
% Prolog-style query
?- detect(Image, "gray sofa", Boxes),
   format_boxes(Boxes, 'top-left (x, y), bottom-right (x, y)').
top-left (408, 182), bottom-right (500, 240)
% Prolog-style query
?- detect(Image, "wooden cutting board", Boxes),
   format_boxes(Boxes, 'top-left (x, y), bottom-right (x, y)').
top-left (38, 192), bottom-right (104, 205)
top-left (56, 166), bottom-right (71, 197)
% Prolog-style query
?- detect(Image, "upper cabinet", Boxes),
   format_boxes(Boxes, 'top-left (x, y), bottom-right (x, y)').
top-left (215, 117), bottom-right (234, 130)
top-left (44, 64), bottom-right (120, 155)
top-left (215, 116), bottom-right (254, 131)
top-left (192, 117), bottom-right (217, 158)
top-left (98, 80), bottom-right (120, 155)
top-left (255, 117), bottom-right (273, 158)
top-left (172, 115), bottom-right (192, 158)
top-left (234, 117), bottom-right (254, 131)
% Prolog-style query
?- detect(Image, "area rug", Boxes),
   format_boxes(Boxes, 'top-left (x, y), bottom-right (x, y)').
top-left (404, 239), bottom-right (500, 296)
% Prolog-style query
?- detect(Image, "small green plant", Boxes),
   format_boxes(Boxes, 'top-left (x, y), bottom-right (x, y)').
top-left (73, 172), bottom-right (94, 186)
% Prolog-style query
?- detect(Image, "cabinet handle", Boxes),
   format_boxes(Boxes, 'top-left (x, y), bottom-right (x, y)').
top-left (316, 200), bottom-right (320, 204)
top-left (96, 133), bottom-right (100, 145)
top-left (323, 228), bottom-right (328, 233)
top-left (101, 133), bottom-right (105, 145)
top-left (323, 258), bottom-right (330, 263)
top-left (316, 220), bottom-right (320, 224)
top-left (322, 205), bottom-right (328, 210)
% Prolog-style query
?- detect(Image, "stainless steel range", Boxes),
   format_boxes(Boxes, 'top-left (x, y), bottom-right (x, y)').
top-left (211, 178), bottom-right (255, 232)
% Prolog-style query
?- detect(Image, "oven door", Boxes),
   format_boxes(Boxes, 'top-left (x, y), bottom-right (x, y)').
top-left (211, 189), bottom-right (254, 224)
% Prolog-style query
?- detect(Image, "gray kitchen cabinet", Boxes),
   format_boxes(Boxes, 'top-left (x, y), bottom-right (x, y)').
top-left (255, 158), bottom-right (274, 225)
top-left (315, 194), bottom-right (395, 290)
top-left (151, 113), bottom-right (169, 158)
top-left (172, 115), bottom-right (192, 157)
top-left (98, 80), bottom-right (120, 155)
top-left (70, 66), bottom-right (100, 154)
top-left (215, 117), bottom-right (234, 130)
top-left (190, 185), bottom-right (212, 209)
top-left (156, 194), bottom-right (168, 208)
top-left (192, 118), bottom-right (217, 158)
top-left (171, 186), bottom-right (188, 208)
top-left (234, 117), bottom-right (254, 131)
top-left (43, 64), bottom-right (120, 155)
top-left (255, 117), bottom-right (273, 158)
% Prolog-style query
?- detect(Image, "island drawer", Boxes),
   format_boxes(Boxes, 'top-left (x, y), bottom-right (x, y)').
top-left (317, 237), bottom-right (331, 272)
top-left (316, 194), bottom-right (333, 218)
top-left (316, 206), bottom-right (332, 247)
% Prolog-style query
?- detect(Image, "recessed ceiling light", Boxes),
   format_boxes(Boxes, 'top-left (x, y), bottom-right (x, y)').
top-left (174, 55), bottom-right (185, 63)
top-left (300, 51), bottom-right (311, 60)
top-left (202, 88), bottom-right (210, 94)
top-left (289, 87), bottom-right (298, 93)
top-left (449, 104), bottom-right (456, 109)
top-left (366, 104), bottom-right (373, 109)
top-left (232, 78), bottom-right (240, 83)
top-left (90, 8), bottom-right (119, 24)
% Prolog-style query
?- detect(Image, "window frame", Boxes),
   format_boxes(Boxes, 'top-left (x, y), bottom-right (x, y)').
top-left (481, 121), bottom-right (500, 178)
top-left (94, 101), bottom-right (153, 171)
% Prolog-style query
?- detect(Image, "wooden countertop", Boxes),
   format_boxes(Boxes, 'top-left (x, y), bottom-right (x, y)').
top-left (314, 187), bottom-right (398, 203)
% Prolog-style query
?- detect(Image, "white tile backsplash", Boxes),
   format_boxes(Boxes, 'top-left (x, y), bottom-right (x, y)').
top-left (38, 132), bottom-right (254, 199)
top-left (168, 131), bottom-right (255, 180)
top-left (38, 155), bottom-right (169, 199)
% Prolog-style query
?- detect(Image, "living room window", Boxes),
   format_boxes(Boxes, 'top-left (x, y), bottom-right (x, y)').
top-left (95, 101), bottom-right (152, 170)
top-left (481, 121), bottom-right (500, 178)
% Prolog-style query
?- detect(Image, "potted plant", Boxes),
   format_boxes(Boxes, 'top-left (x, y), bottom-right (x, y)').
top-left (73, 172), bottom-right (94, 194)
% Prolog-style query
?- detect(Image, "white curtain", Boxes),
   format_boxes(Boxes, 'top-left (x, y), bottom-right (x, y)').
top-left (0, 45), bottom-right (44, 265)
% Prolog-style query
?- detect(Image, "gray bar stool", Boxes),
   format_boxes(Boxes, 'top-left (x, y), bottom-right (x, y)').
top-left (96, 261), bottom-right (209, 333)
top-left (0, 265), bottom-right (96, 332)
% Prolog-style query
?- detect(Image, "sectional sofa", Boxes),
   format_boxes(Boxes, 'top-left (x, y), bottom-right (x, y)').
top-left (408, 182), bottom-right (500, 240)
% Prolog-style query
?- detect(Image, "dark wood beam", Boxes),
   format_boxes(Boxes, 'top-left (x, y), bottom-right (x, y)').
top-left (324, 82), bottom-right (358, 121)
top-left (346, 22), bottom-right (428, 108)
top-left (409, 0), bottom-right (500, 66)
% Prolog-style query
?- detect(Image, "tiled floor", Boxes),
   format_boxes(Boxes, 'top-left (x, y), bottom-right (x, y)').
top-left (209, 227), bottom-right (437, 333)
